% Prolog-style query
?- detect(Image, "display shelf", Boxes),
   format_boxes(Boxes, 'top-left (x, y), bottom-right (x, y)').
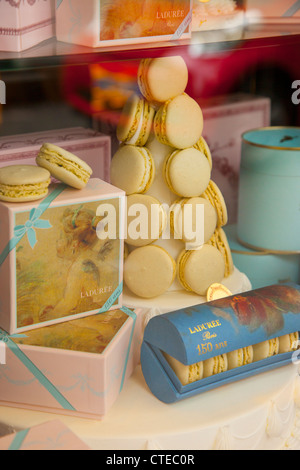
top-left (0, 25), bottom-right (300, 72)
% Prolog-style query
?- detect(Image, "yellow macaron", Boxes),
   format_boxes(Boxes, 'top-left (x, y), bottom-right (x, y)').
top-left (208, 228), bottom-right (234, 278)
top-left (0, 165), bottom-right (51, 202)
top-left (124, 245), bottom-right (176, 298)
top-left (110, 145), bottom-right (155, 195)
top-left (201, 180), bottom-right (228, 227)
top-left (193, 136), bottom-right (213, 169)
top-left (170, 196), bottom-right (217, 245)
top-left (116, 93), bottom-right (155, 146)
top-left (163, 147), bottom-right (211, 198)
top-left (138, 56), bottom-right (189, 105)
top-left (36, 143), bottom-right (92, 189)
top-left (177, 244), bottom-right (225, 296)
top-left (154, 93), bottom-right (204, 149)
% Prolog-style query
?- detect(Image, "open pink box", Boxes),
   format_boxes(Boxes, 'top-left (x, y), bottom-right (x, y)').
top-left (0, 127), bottom-right (111, 183)
top-left (0, 0), bottom-right (55, 52)
top-left (0, 306), bottom-right (142, 419)
top-left (0, 419), bottom-right (91, 450)
top-left (0, 178), bottom-right (125, 334)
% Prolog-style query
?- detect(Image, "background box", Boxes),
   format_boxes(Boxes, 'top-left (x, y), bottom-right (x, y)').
top-left (0, 420), bottom-right (91, 450)
top-left (246, 0), bottom-right (300, 24)
top-left (0, 307), bottom-right (142, 419)
top-left (0, 179), bottom-right (124, 334)
top-left (199, 93), bottom-right (271, 223)
top-left (0, 127), bottom-right (111, 183)
top-left (0, 0), bottom-right (55, 52)
top-left (56, 0), bottom-right (192, 48)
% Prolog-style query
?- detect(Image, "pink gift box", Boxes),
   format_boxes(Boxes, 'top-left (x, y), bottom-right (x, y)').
top-left (199, 93), bottom-right (271, 223)
top-left (0, 127), bottom-right (111, 183)
top-left (246, 0), bottom-right (300, 24)
top-left (0, 178), bottom-right (125, 334)
top-left (0, 419), bottom-right (91, 450)
top-left (0, 0), bottom-right (55, 52)
top-left (0, 306), bottom-right (142, 419)
top-left (56, 0), bottom-right (192, 48)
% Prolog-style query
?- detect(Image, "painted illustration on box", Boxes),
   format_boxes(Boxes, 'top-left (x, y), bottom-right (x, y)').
top-left (208, 284), bottom-right (300, 336)
top-left (100, 0), bottom-right (190, 40)
top-left (14, 309), bottom-right (128, 354)
top-left (15, 199), bottom-right (121, 329)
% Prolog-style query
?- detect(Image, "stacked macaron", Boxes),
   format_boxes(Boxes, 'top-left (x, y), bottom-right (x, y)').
top-left (164, 331), bottom-right (299, 386)
top-left (111, 55), bottom-right (234, 299)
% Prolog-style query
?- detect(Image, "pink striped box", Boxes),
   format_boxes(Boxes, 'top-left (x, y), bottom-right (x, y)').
top-left (0, 127), bottom-right (111, 183)
top-left (0, 420), bottom-right (91, 450)
top-left (0, 0), bottom-right (55, 52)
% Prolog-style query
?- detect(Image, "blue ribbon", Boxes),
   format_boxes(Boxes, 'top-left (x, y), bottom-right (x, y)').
top-left (0, 184), bottom-right (67, 268)
top-left (283, 0), bottom-right (300, 17)
top-left (119, 306), bottom-right (137, 392)
top-left (97, 282), bottom-right (123, 314)
top-left (8, 429), bottom-right (30, 451)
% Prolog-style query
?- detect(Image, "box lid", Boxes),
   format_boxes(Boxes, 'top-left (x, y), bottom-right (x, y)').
top-left (143, 283), bottom-right (300, 366)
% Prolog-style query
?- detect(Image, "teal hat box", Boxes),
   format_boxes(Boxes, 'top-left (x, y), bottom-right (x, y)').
top-left (237, 127), bottom-right (300, 254)
top-left (225, 224), bottom-right (300, 290)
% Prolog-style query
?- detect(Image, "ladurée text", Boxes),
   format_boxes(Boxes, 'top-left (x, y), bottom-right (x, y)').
top-left (81, 285), bottom-right (112, 299)
top-left (156, 9), bottom-right (185, 19)
top-left (189, 319), bottom-right (221, 335)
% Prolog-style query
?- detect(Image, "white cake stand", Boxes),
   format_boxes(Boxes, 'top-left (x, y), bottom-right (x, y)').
top-left (123, 267), bottom-right (252, 330)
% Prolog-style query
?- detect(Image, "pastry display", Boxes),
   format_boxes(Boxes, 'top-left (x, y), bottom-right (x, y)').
top-left (36, 143), bottom-right (93, 189)
top-left (0, 165), bottom-right (51, 202)
top-left (111, 55), bottom-right (236, 300)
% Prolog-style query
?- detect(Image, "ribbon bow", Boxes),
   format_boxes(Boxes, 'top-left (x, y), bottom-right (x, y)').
top-left (13, 207), bottom-right (52, 249)
top-left (0, 183), bottom-right (66, 268)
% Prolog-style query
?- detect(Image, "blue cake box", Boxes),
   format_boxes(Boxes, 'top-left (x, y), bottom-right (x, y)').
top-left (237, 127), bottom-right (300, 253)
top-left (224, 224), bottom-right (300, 289)
top-left (141, 283), bottom-right (300, 404)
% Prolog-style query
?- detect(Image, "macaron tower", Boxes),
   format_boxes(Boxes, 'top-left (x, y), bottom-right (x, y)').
top-left (111, 55), bottom-right (234, 299)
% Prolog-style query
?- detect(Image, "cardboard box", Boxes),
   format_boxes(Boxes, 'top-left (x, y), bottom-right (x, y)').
top-left (0, 420), bottom-right (91, 450)
top-left (0, 306), bottom-right (141, 419)
top-left (246, 0), bottom-right (300, 24)
top-left (199, 93), bottom-right (271, 223)
top-left (56, 0), bottom-right (192, 48)
top-left (0, 0), bottom-right (55, 52)
top-left (0, 178), bottom-right (125, 334)
top-left (0, 127), bottom-right (111, 183)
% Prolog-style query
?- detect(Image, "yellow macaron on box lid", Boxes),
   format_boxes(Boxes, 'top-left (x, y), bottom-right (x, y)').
top-left (0, 178), bottom-right (125, 335)
top-left (141, 283), bottom-right (300, 403)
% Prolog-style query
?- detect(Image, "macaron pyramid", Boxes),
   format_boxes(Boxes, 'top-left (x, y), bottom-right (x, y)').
top-left (111, 56), bottom-right (234, 299)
